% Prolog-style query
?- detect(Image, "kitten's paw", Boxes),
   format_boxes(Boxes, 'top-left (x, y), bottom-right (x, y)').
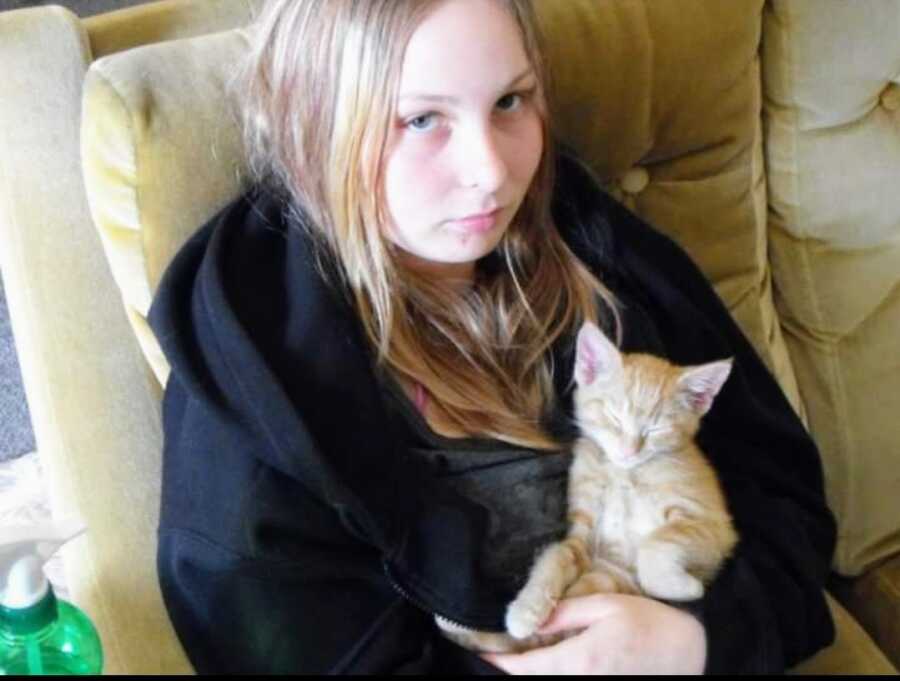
top-left (505, 591), bottom-right (556, 640)
top-left (638, 564), bottom-right (704, 601)
top-left (637, 542), bottom-right (706, 601)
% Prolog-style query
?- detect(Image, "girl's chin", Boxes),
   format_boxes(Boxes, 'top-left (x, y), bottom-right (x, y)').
top-left (398, 232), bottom-right (505, 280)
top-left (444, 225), bottom-right (505, 255)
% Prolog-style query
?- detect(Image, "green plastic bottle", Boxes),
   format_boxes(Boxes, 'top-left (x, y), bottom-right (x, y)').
top-left (0, 520), bottom-right (103, 674)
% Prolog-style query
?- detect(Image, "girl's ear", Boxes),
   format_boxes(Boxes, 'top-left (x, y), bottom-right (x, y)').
top-left (575, 321), bottom-right (623, 386)
top-left (676, 358), bottom-right (734, 416)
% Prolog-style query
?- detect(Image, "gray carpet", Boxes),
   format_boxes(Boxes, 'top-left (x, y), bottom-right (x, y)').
top-left (0, 276), bottom-right (35, 462)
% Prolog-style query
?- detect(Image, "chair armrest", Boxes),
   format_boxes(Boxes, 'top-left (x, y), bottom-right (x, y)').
top-left (0, 6), bottom-right (190, 673)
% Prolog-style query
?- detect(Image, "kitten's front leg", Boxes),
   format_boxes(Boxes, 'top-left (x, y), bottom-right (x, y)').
top-left (506, 438), bottom-right (605, 639)
top-left (505, 535), bottom-right (589, 639)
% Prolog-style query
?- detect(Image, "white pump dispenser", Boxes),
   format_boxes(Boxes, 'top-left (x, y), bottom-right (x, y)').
top-left (0, 519), bottom-right (103, 674)
top-left (0, 519), bottom-right (84, 609)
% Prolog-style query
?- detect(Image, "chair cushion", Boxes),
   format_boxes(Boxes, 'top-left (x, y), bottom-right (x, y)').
top-left (535, 0), bottom-right (806, 423)
top-left (788, 591), bottom-right (897, 674)
top-left (762, 0), bottom-right (900, 576)
top-left (829, 555), bottom-right (900, 672)
top-left (82, 28), bottom-right (254, 387)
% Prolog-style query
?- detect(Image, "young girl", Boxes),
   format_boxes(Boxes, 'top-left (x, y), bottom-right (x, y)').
top-left (148, 0), bottom-right (836, 674)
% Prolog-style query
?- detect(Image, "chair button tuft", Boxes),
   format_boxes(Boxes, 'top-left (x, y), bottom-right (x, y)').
top-left (880, 82), bottom-right (900, 112)
top-left (620, 166), bottom-right (649, 194)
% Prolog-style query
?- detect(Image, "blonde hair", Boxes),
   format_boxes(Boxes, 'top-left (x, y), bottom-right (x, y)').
top-left (237, 0), bottom-right (622, 450)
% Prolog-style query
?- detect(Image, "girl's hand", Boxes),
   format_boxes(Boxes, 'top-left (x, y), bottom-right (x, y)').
top-left (481, 593), bottom-right (707, 675)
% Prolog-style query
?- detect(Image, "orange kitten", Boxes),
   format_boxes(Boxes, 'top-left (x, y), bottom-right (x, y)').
top-left (438, 321), bottom-right (738, 652)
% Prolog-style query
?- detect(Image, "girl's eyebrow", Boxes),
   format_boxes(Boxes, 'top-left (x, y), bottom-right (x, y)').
top-left (399, 67), bottom-right (535, 104)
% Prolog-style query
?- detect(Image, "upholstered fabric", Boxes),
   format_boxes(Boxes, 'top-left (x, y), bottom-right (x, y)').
top-left (81, 29), bottom-right (254, 388)
top-left (0, 5), bottom-right (189, 674)
top-left (830, 555), bottom-right (900, 671)
top-left (80, 0), bottom-right (263, 389)
top-left (534, 0), bottom-right (807, 426)
top-left (762, 0), bottom-right (900, 578)
top-left (789, 592), bottom-right (896, 675)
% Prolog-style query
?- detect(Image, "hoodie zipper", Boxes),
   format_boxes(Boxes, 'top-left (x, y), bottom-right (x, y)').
top-left (382, 559), bottom-right (482, 633)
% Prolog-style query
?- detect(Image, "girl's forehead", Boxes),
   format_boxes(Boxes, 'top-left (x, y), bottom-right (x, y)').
top-left (399, 0), bottom-right (530, 101)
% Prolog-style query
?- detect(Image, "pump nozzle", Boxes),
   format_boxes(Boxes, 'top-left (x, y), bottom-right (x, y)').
top-left (0, 519), bottom-right (85, 609)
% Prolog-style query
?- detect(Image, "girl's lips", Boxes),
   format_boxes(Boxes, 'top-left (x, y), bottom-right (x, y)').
top-left (447, 207), bottom-right (503, 234)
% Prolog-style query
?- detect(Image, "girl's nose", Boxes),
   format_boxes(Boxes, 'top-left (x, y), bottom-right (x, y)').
top-left (459, 126), bottom-right (508, 193)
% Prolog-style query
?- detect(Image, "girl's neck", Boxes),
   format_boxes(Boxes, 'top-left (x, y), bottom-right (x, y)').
top-left (398, 250), bottom-right (475, 288)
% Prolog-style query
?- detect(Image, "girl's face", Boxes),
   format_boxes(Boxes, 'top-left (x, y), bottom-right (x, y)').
top-left (382, 0), bottom-right (544, 284)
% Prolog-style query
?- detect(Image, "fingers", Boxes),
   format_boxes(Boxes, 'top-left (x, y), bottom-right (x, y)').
top-left (484, 593), bottom-right (707, 674)
top-left (481, 615), bottom-right (615, 675)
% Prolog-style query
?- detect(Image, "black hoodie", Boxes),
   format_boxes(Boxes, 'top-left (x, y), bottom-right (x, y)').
top-left (148, 149), bottom-right (836, 674)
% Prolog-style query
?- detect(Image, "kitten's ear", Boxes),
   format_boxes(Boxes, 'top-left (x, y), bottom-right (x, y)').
top-left (575, 321), bottom-right (623, 386)
top-left (676, 358), bottom-right (734, 416)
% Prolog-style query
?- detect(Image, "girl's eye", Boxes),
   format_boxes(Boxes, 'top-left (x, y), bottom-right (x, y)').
top-left (496, 93), bottom-right (522, 112)
top-left (497, 87), bottom-right (535, 113)
top-left (404, 88), bottom-right (534, 132)
top-left (406, 113), bottom-right (438, 132)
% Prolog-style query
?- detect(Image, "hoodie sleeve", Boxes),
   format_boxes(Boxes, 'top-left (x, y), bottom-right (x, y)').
top-left (598, 193), bottom-right (837, 673)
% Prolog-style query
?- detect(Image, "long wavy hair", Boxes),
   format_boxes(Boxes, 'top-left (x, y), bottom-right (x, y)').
top-left (236, 0), bottom-right (622, 450)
